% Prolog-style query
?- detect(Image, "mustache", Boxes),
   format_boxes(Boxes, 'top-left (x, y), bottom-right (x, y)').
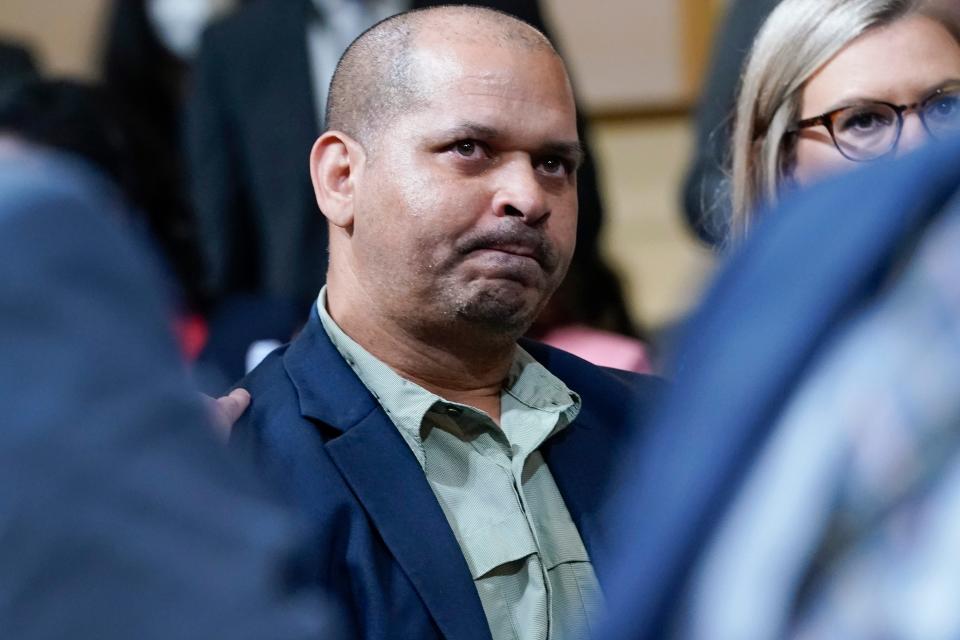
top-left (456, 224), bottom-right (561, 271)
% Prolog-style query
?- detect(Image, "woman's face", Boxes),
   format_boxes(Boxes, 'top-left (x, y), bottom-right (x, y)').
top-left (792, 15), bottom-right (960, 186)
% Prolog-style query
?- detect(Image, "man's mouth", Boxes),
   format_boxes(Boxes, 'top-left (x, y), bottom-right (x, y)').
top-left (460, 234), bottom-right (553, 269)
top-left (478, 244), bottom-right (540, 262)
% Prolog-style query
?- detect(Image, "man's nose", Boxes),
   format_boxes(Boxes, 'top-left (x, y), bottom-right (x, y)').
top-left (897, 112), bottom-right (930, 155)
top-left (492, 158), bottom-right (550, 225)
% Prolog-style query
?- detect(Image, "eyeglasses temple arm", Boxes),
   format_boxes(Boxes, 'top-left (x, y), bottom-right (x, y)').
top-left (787, 114), bottom-right (828, 134)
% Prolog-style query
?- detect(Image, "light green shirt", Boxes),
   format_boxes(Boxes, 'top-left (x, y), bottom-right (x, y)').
top-left (317, 288), bottom-right (604, 640)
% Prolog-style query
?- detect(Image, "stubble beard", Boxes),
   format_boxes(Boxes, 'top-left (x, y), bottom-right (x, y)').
top-left (442, 224), bottom-right (566, 338)
top-left (451, 284), bottom-right (542, 337)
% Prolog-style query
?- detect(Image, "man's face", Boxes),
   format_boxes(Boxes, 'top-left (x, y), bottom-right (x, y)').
top-left (348, 38), bottom-right (580, 338)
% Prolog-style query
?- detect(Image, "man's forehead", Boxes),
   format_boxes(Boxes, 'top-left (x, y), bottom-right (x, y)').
top-left (409, 41), bottom-right (573, 108)
top-left (411, 10), bottom-right (553, 51)
top-left (407, 67), bottom-right (577, 146)
top-left (410, 92), bottom-right (577, 143)
top-left (414, 39), bottom-right (562, 72)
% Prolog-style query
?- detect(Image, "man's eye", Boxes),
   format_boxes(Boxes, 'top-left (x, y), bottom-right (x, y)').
top-left (454, 141), bottom-right (480, 157)
top-left (539, 157), bottom-right (570, 177)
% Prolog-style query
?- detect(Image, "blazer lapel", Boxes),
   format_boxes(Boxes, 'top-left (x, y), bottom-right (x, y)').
top-left (284, 312), bottom-right (492, 640)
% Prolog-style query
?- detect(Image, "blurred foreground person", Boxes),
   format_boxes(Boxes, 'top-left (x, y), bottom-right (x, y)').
top-left (601, 135), bottom-right (960, 639)
top-left (0, 144), bottom-right (337, 639)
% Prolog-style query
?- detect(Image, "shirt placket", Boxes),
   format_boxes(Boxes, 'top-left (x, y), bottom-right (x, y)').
top-left (449, 404), bottom-right (554, 639)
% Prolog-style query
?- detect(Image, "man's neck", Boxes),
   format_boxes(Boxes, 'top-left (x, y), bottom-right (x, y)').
top-left (325, 285), bottom-right (517, 425)
top-left (384, 336), bottom-right (510, 425)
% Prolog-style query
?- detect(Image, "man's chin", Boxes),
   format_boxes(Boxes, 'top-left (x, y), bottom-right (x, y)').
top-left (453, 285), bottom-right (542, 336)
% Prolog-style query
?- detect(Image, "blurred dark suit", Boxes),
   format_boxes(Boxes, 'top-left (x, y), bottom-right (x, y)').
top-left (681, 0), bottom-right (780, 244)
top-left (186, 0), bottom-right (606, 308)
top-left (0, 40), bottom-right (36, 91)
top-left (0, 149), bottom-right (335, 639)
top-left (601, 136), bottom-right (960, 639)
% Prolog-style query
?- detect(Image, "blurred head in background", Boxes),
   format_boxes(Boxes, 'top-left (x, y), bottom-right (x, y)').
top-left (0, 78), bottom-right (209, 357)
top-left (729, 0), bottom-right (960, 239)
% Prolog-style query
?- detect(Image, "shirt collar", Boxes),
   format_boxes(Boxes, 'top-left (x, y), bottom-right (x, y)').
top-left (315, 286), bottom-right (581, 453)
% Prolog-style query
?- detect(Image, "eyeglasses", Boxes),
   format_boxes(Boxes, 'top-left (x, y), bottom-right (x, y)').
top-left (787, 83), bottom-right (960, 161)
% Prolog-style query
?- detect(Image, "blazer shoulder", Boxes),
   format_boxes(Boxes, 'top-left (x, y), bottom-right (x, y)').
top-left (596, 364), bottom-right (667, 400)
top-left (521, 337), bottom-right (663, 383)
top-left (238, 344), bottom-right (297, 403)
top-left (231, 345), bottom-right (302, 446)
top-left (519, 338), bottom-right (666, 415)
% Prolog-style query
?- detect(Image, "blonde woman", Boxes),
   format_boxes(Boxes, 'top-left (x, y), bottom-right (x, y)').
top-left (729, 0), bottom-right (960, 239)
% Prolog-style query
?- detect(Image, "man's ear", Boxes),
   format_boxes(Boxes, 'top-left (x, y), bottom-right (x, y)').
top-left (310, 131), bottom-right (364, 229)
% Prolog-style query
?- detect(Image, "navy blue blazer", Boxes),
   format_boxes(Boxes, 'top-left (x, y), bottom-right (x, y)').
top-left (601, 136), bottom-right (960, 640)
top-left (233, 310), bottom-right (663, 639)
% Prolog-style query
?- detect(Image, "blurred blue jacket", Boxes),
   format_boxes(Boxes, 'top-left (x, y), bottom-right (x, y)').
top-left (0, 148), bottom-right (337, 639)
top-left (601, 135), bottom-right (960, 639)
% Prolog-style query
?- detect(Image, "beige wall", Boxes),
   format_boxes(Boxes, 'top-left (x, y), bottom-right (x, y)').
top-left (0, 0), bottom-right (108, 79)
top-left (0, 0), bottom-right (706, 110)
top-left (592, 117), bottom-right (714, 329)
top-left (545, 1), bottom-right (685, 112)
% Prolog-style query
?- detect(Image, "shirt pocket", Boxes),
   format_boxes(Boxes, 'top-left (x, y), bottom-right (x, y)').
top-left (460, 511), bottom-right (540, 579)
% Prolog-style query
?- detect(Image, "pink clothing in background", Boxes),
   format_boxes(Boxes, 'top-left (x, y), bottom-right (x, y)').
top-left (538, 324), bottom-right (653, 374)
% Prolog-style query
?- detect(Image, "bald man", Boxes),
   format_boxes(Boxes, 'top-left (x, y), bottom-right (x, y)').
top-left (233, 8), bottom-right (662, 640)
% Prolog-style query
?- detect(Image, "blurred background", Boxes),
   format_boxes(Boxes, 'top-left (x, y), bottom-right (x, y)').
top-left (0, 0), bottom-right (722, 335)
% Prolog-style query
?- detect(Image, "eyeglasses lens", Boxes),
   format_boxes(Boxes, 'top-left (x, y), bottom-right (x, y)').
top-left (922, 89), bottom-right (960, 139)
top-left (833, 104), bottom-right (899, 160)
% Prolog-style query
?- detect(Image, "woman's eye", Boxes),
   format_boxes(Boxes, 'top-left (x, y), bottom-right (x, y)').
top-left (927, 95), bottom-right (960, 119)
top-left (922, 92), bottom-right (960, 136)
top-left (839, 108), bottom-right (892, 134)
top-left (847, 114), bottom-right (879, 130)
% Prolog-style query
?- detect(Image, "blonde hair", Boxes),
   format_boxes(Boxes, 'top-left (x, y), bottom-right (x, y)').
top-left (728, 0), bottom-right (958, 240)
